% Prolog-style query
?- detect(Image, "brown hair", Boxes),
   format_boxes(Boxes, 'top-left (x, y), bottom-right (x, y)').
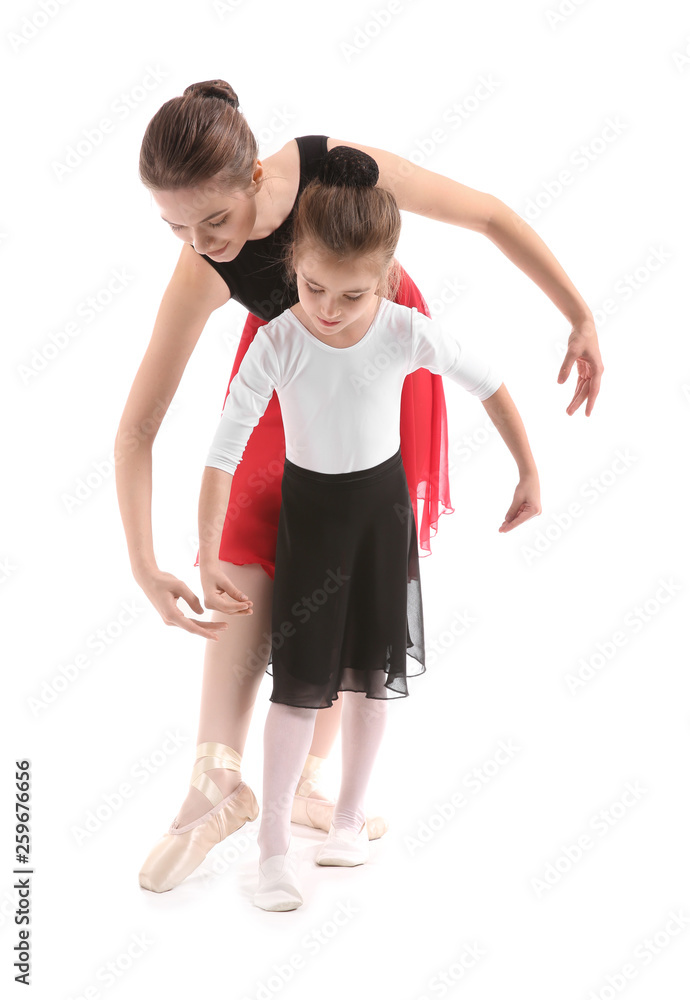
top-left (286, 147), bottom-right (402, 300)
top-left (138, 79), bottom-right (259, 193)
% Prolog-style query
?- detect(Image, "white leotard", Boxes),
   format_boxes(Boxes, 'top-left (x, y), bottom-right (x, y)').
top-left (205, 297), bottom-right (502, 476)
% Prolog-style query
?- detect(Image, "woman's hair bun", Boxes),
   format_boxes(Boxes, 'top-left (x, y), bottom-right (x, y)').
top-left (318, 146), bottom-right (379, 188)
top-left (183, 79), bottom-right (239, 109)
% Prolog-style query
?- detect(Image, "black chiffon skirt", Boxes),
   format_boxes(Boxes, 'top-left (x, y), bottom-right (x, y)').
top-left (265, 447), bottom-right (425, 709)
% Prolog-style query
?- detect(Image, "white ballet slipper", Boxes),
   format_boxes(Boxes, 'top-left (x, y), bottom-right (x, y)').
top-left (254, 853), bottom-right (303, 911)
top-left (315, 821), bottom-right (369, 867)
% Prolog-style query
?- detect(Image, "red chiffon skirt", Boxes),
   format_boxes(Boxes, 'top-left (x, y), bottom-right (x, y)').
top-left (194, 265), bottom-right (454, 578)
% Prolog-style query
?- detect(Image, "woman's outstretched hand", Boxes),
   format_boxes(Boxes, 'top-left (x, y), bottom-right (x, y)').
top-left (135, 566), bottom-right (248, 639)
top-left (499, 474), bottom-right (542, 533)
top-left (557, 317), bottom-right (604, 417)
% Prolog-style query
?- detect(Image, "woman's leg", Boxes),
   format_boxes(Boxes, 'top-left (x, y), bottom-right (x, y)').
top-left (174, 561), bottom-right (272, 826)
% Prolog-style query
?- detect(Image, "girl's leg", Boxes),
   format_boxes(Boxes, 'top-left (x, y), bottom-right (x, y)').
top-left (294, 696), bottom-right (343, 804)
top-left (258, 702), bottom-right (318, 862)
top-left (308, 696), bottom-right (342, 756)
top-left (174, 561), bottom-right (343, 827)
top-left (333, 691), bottom-right (388, 832)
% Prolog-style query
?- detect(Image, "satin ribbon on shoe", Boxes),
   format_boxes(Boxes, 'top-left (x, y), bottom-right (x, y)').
top-left (138, 742), bottom-right (257, 893)
top-left (186, 742), bottom-right (243, 808)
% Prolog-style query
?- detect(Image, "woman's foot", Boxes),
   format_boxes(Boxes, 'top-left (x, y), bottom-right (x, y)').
top-left (291, 782), bottom-right (389, 841)
top-left (139, 742), bottom-right (258, 893)
top-left (174, 768), bottom-right (243, 828)
top-left (139, 782), bottom-right (259, 893)
top-left (291, 754), bottom-right (389, 841)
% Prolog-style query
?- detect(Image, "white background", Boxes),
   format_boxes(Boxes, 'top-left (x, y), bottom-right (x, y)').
top-left (3, 0), bottom-right (690, 997)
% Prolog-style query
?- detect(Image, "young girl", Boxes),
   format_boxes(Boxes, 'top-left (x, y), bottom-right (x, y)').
top-left (198, 146), bottom-right (541, 910)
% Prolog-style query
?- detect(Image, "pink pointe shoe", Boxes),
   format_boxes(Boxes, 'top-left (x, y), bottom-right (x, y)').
top-left (291, 754), bottom-right (388, 841)
top-left (138, 742), bottom-right (258, 893)
top-left (315, 820), bottom-right (369, 867)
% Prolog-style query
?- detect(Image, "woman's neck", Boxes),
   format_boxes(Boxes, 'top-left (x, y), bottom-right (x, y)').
top-left (249, 144), bottom-right (301, 240)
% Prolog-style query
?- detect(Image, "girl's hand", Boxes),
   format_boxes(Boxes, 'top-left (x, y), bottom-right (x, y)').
top-left (134, 566), bottom-right (233, 639)
top-left (498, 474), bottom-right (542, 533)
top-left (557, 317), bottom-right (604, 417)
top-left (200, 563), bottom-right (254, 630)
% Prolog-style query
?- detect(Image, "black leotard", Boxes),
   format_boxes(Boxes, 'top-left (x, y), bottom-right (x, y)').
top-left (200, 134), bottom-right (328, 321)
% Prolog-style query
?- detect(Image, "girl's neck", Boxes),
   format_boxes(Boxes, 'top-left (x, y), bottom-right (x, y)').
top-left (290, 297), bottom-right (382, 349)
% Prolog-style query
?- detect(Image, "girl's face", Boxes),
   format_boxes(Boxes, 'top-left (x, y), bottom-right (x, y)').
top-left (152, 173), bottom-right (260, 261)
top-left (294, 253), bottom-right (384, 343)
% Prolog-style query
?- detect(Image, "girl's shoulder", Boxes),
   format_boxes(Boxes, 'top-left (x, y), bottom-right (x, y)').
top-left (380, 298), bottom-right (431, 336)
top-left (253, 307), bottom-right (302, 349)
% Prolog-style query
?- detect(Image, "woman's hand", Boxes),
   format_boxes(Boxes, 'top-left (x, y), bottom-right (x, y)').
top-left (558, 317), bottom-right (604, 417)
top-left (200, 562), bottom-right (254, 631)
top-left (134, 566), bottom-right (237, 639)
top-left (498, 473), bottom-right (542, 533)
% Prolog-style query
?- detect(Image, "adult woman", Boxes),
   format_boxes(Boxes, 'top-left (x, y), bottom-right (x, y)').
top-left (115, 79), bottom-right (602, 893)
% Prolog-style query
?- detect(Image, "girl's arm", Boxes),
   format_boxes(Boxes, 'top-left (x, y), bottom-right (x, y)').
top-left (325, 137), bottom-right (603, 417)
top-left (114, 242), bottom-right (231, 636)
top-left (480, 384), bottom-right (542, 533)
top-left (406, 307), bottom-right (539, 533)
top-left (197, 466), bottom-right (253, 626)
top-left (196, 329), bottom-right (281, 622)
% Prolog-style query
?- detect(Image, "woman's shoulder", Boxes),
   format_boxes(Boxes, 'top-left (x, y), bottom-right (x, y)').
top-left (263, 138), bottom-right (300, 176)
top-left (257, 137), bottom-right (330, 226)
top-left (264, 135), bottom-right (330, 181)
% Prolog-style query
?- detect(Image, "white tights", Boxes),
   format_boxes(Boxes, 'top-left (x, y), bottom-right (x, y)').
top-left (257, 691), bottom-right (388, 863)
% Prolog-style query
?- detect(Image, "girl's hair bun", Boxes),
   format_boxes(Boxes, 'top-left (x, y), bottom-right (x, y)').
top-left (318, 146), bottom-right (379, 188)
top-left (183, 79), bottom-right (239, 109)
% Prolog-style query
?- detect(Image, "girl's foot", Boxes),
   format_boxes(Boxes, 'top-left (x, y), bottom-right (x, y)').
top-left (315, 820), bottom-right (369, 867)
top-left (255, 853), bottom-right (303, 910)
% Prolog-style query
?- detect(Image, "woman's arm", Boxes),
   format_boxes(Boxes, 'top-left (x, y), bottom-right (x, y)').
top-left (114, 242), bottom-right (231, 636)
top-left (480, 383), bottom-right (541, 533)
top-left (326, 137), bottom-right (603, 417)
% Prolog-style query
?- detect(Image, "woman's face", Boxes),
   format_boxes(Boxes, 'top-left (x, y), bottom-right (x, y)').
top-left (294, 253), bottom-right (384, 341)
top-left (152, 173), bottom-right (260, 261)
